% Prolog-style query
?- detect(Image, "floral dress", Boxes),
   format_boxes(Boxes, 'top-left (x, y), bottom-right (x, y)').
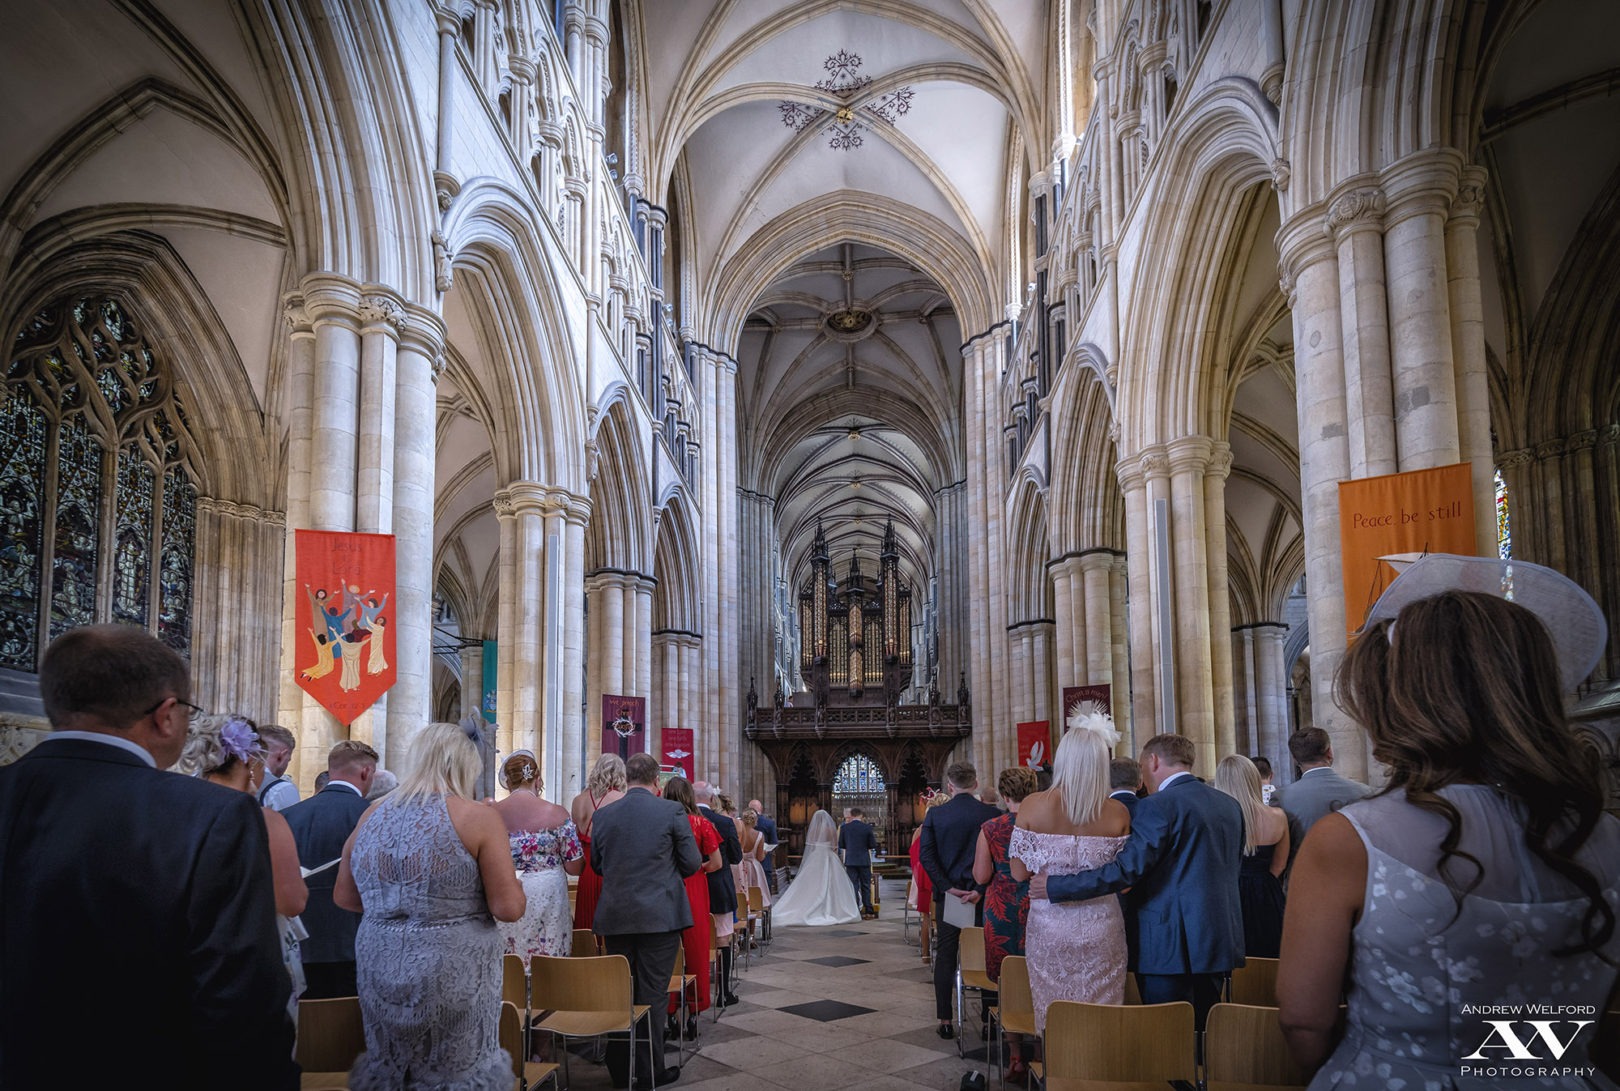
top-left (979, 812), bottom-right (1027, 982)
top-left (498, 819), bottom-right (583, 960)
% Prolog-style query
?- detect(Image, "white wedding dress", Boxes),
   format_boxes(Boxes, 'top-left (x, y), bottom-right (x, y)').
top-left (770, 811), bottom-right (862, 927)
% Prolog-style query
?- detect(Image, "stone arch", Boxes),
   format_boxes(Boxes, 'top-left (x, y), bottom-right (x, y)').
top-left (585, 394), bottom-right (652, 575)
top-left (1006, 476), bottom-right (1054, 624)
top-left (652, 492), bottom-right (700, 634)
top-left (1047, 346), bottom-right (1125, 556)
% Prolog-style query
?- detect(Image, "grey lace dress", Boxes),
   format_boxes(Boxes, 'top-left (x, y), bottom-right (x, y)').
top-left (1314, 786), bottom-right (1620, 1090)
top-left (347, 793), bottom-right (512, 1091)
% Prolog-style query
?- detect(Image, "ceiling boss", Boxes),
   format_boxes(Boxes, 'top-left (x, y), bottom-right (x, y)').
top-left (778, 50), bottom-right (915, 151)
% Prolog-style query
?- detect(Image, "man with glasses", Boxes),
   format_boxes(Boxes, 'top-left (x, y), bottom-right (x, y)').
top-left (0, 624), bottom-right (297, 1089)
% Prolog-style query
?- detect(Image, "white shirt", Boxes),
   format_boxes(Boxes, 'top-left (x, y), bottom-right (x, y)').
top-left (325, 779), bottom-right (363, 796)
top-left (1157, 770), bottom-right (1196, 792)
top-left (40, 731), bottom-right (156, 768)
top-left (259, 775), bottom-right (301, 811)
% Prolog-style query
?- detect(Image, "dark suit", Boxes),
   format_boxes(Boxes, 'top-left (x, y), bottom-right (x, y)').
top-left (919, 791), bottom-right (1001, 1020)
top-left (591, 786), bottom-right (702, 1088)
top-left (754, 812), bottom-right (779, 892)
top-left (0, 737), bottom-right (297, 1089)
top-left (839, 819), bottom-right (879, 913)
top-left (1109, 788), bottom-right (1140, 816)
top-left (283, 782), bottom-right (370, 998)
top-left (1046, 773), bottom-right (1244, 1025)
top-left (698, 805), bottom-right (742, 915)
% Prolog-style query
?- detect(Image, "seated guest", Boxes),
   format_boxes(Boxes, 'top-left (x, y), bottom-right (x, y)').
top-left (1279, 560), bottom-right (1620, 1088)
top-left (663, 777), bottom-right (723, 1042)
top-left (336, 719), bottom-right (525, 1089)
top-left (974, 766), bottom-right (1038, 1080)
top-left (1214, 754), bottom-right (1288, 958)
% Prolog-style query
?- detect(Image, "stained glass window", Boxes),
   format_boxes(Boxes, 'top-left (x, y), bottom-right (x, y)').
top-left (4, 294), bottom-right (198, 671)
top-left (1493, 468), bottom-right (1512, 560)
top-left (833, 754), bottom-right (886, 795)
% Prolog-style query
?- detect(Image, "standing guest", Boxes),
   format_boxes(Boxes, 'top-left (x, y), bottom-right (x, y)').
top-left (839, 807), bottom-right (880, 918)
top-left (314, 769), bottom-right (331, 792)
top-left (919, 761), bottom-right (1000, 1039)
top-left (1279, 561), bottom-right (1620, 1088)
top-left (974, 766), bottom-right (1039, 1079)
top-left (909, 790), bottom-right (947, 962)
top-left (256, 723), bottom-right (301, 811)
top-left (592, 753), bottom-right (702, 1090)
top-left (284, 738), bottom-right (378, 998)
top-left (663, 777), bottom-right (723, 1043)
top-left (748, 799), bottom-right (779, 893)
top-left (178, 714), bottom-right (311, 1025)
top-left (1030, 732), bottom-right (1244, 1029)
top-left (1108, 757), bottom-right (1142, 816)
top-left (736, 810), bottom-right (774, 911)
top-left (1011, 715), bottom-right (1131, 1030)
top-left (571, 753), bottom-right (627, 931)
top-left (1273, 727), bottom-right (1369, 849)
top-left (695, 780), bottom-right (743, 1006)
top-left (367, 768), bottom-right (399, 800)
top-left (494, 749), bottom-right (583, 961)
top-left (1251, 755), bottom-right (1276, 805)
top-left (0, 624), bottom-right (297, 1090)
top-left (336, 719), bottom-right (525, 1090)
top-left (1214, 754), bottom-right (1289, 958)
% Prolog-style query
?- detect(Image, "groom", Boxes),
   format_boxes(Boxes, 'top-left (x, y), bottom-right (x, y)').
top-left (838, 807), bottom-right (879, 919)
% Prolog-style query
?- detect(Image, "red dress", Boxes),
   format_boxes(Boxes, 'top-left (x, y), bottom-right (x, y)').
top-left (909, 832), bottom-right (932, 909)
top-left (671, 813), bottom-right (720, 1014)
top-left (572, 792), bottom-right (608, 931)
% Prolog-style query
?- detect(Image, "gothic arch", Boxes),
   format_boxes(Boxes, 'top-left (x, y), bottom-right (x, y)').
top-left (585, 395), bottom-right (652, 574)
top-left (1006, 476), bottom-right (1054, 624)
top-left (652, 492), bottom-right (700, 634)
top-left (1047, 347), bottom-right (1125, 556)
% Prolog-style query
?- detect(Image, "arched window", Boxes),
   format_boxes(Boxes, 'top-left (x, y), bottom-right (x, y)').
top-left (0, 295), bottom-right (198, 673)
top-left (1494, 467), bottom-right (1512, 560)
top-left (832, 754), bottom-right (885, 796)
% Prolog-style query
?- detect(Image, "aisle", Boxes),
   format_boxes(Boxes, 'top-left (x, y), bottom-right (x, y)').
top-left (565, 876), bottom-right (972, 1091)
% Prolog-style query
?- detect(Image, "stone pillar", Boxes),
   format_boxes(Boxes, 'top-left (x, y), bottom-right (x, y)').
top-left (1050, 556), bottom-right (1083, 694)
top-left (1010, 629), bottom-right (1032, 725)
top-left (1030, 622), bottom-right (1053, 727)
top-left (1202, 442), bottom-right (1236, 761)
top-left (279, 295), bottom-right (316, 751)
top-left (494, 483), bottom-right (549, 762)
top-left (1328, 183), bottom-right (1397, 478)
top-left (1079, 551), bottom-right (1115, 688)
top-left (1446, 167), bottom-right (1498, 554)
top-left (459, 641), bottom-right (484, 722)
top-left (1253, 623), bottom-right (1289, 776)
top-left (632, 575), bottom-right (654, 734)
top-left (1165, 437), bottom-right (1217, 770)
top-left (1108, 555), bottom-right (1131, 750)
top-left (559, 496), bottom-right (590, 793)
top-left (1117, 459), bottom-right (1156, 740)
top-left (1235, 628), bottom-right (1258, 753)
top-left (717, 357), bottom-right (741, 789)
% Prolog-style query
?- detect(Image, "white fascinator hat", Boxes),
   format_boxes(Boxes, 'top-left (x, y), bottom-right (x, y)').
top-left (1363, 553), bottom-right (1607, 693)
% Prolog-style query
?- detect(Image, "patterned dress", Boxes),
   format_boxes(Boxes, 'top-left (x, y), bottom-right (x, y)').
top-left (347, 793), bottom-right (511, 1091)
top-left (498, 819), bottom-right (583, 960)
top-left (671, 814), bottom-right (720, 1014)
top-left (979, 812), bottom-right (1027, 982)
top-left (1009, 827), bottom-right (1129, 1032)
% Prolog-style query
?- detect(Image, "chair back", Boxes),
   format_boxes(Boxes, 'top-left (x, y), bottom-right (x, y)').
top-left (570, 928), bottom-right (599, 957)
top-left (998, 956), bottom-right (1035, 1022)
top-left (959, 926), bottom-right (986, 974)
top-left (531, 953), bottom-right (633, 1015)
top-left (1230, 956), bottom-right (1280, 1006)
top-left (1042, 1000), bottom-right (1196, 1084)
top-left (296, 996), bottom-right (366, 1074)
top-left (1205, 1003), bottom-right (1308, 1088)
top-left (747, 886), bottom-right (765, 915)
top-left (503, 953), bottom-right (529, 1009)
top-left (500, 1001), bottom-right (526, 1080)
top-left (1124, 972), bottom-right (1143, 1005)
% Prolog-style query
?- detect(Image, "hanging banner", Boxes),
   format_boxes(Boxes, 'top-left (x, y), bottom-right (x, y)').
top-left (661, 727), bottom-right (695, 780)
top-left (294, 530), bottom-right (397, 725)
top-left (1016, 721), bottom-right (1052, 769)
top-left (1338, 462), bottom-right (1476, 637)
top-left (1061, 684), bottom-right (1112, 725)
top-left (480, 640), bottom-right (498, 723)
top-left (602, 695), bottom-right (647, 760)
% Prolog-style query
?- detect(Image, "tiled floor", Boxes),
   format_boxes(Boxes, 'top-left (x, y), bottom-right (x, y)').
top-left (549, 877), bottom-right (985, 1091)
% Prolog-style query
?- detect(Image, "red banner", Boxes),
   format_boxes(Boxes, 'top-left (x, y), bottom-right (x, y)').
top-left (602, 695), bottom-right (647, 760)
top-left (661, 727), bottom-right (695, 781)
top-left (295, 530), bottom-right (397, 725)
top-left (1016, 721), bottom-right (1052, 769)
top-left (1062, 684), bottom-right (1112, 724)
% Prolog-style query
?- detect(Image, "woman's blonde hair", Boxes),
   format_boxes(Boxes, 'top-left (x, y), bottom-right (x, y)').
top-left (587, 752), bottom-right (627, 795)
top-left (1214, 754), bottom-right (1266, 856)
top-left (175, 714), bottom-right (263, 778)
top-left (1050, 723), bottom-right (1111, 826)
top-left (395, 721), bottom-right (483, 802)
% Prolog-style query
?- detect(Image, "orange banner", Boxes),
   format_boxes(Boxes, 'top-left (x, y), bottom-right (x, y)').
top-left (1338, 462), bottom-right (1476, 636)
top-left (295, 530), bottom-right (398, 725)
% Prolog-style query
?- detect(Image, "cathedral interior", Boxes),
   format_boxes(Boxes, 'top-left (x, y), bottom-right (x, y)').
top-left (1, 0), bottom-right (1617, 825)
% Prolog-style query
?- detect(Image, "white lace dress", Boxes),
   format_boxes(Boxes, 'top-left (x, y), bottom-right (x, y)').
top-left (1009, 827), bottom-right (1129, 1031)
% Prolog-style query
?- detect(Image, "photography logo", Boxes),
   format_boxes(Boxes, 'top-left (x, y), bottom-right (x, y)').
top-left (1458, 1004), bottom-right (1597, 1080)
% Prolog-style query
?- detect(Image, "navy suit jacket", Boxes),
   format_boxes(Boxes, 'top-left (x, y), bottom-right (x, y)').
top-left (839, 819), bottom-right (879, 866)
top-left (0, 738), bottom-right (297, 1089)
top-left (1047, 774), bottom-right (1245, 976)
top-left (698, 805), bottom-right (742, 914)
top-left (283, 783), bottom-right (370, 964)
top-left (919, 792), bottom-right (1000, 898)
top-left (590, 786), bottom-right (701, 935)
top-left (1109, 789), bottom-right (1140, 817)
top-left (754, 812), bottom-right (778, 873)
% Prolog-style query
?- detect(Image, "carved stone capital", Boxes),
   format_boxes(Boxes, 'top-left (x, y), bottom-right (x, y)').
top-left (432, 230), bottom-right (454, 293)
top-left (283, 293), bottom-right (311, 334)
top-left (1601, 424), bottom-right (1620, 447)
top-left (1567, 429), bottom-right (1599, 453)
top-left (1138, 447), bottom-right (1171, 480)
top-left (1327, 187), bottom-right (1386, 236)
top-left (1450, 166), bottom-right (1488, 222)
top-left (358, 294), bottom-right (406, 335)
top-left (1206, 442), bottom-right (1234, 479)
top-left (1166, 435), bottom-right (1214, 474)
top-left (1497, 448), bottom-right (1534, 469)
top-left (1534, 438), bottom-right (1567, 460)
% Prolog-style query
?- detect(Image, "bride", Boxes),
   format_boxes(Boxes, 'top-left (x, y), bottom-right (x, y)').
top-left (770, 809), bottom-right (862, 927)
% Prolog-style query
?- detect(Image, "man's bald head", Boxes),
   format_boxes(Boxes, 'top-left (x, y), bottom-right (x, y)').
top-left (692, 780), bottom-right (715, 803)
top-left (748, 799), bottom-right (765, 813)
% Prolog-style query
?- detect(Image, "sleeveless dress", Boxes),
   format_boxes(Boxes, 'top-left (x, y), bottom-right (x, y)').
top-left (735, 829), bottom-right (773, 909)
top-left (498, 819), bottom-right (582, 960)
top-left (909, 832), bottom-right (933, 911)
top-left (980, 813), bottom-right (1027, 982)
top-left (1237, 841), bottom-right (1285, 958)
top-left (1009, 827), bottom-right (1129, 1031)
top-left (671, 814), bottom-right (720, 1014)
top-left (1313, 787), bottom-right (1620, 1090)
top-left (573, 791), bottom-right (607, 931)
top-left (347, 794), bottom-right (511, 1091)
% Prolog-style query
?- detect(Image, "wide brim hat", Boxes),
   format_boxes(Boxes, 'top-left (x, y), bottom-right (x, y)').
top-left (1363, 553), bottom-right (1607, 692)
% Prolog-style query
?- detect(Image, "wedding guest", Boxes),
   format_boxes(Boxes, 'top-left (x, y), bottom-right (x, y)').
top-left (737, 809), bottom-right (774, 911)
top-left (1108, 757), bottom-right (1141, 816)
top-left (571, 753), bottom-right (627, 931)
top-left (663, 776), bottom-right (722, 1042)
top-left (909, 789), bottom-right (947, 962)
top-left (1273, 727), bottom-right (1368, 848)
top-left (748, 799), bottom-right (780, 893)
top-left (256, 723), bottom-right (301, 811)
top-left (919, 761), bottom-right (1000, 1038)
top-left (1279, 564), bottom-right (1620, 1087)
top-left (494, 749), bottom-right (583, 961)
top-left (1012, 714), bottom-right (1131, 1030)
top-left (285, 738), bottom-right (378, 998)
top-left (367, 768), bottom-right (399, 800)
top-left (314, 770), bottom-right (331, 792)
top-left (695, 781), bottom-right (743, 1005)
top-left (1214, 754), bottom-right (1288, 958)
top-left (336, 719), bottom-right (525, 1088)
top-left (1251, 755), bottom-right (1276, 805)
top-left (974, 765), bottom-right (1038, 1080)
top-left (0, 624), bottom-right (297, 1089)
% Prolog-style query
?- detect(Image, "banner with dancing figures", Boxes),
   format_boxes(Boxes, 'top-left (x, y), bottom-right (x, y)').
top-left (601, 695), bottom-right (647, 760)
top-left (660, 727), bottom-right (695, 781)
top-left (295, 530), bottom-right (397, 725)
top-left (1016, 721), bottom-right (1052, 769)
top-left (1062, 684), bottom-right (1112, 724)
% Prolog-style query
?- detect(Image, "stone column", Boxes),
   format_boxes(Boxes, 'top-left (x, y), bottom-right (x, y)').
top-left (494, 483), bottom-right (549, 762)
top-left (717, 356), bottom-right (741, 789)
top-left (1235, 628), bottom-right (1258, 753)
top-left (1010, 629), bottom-right (1032, 725)
top-left (1165, 437), bottom-right (1216, 769)
top-left (1253, 623), bottom-right (1289, 776)
top-left (1446, 168), bottom-right (1498, 553)
top-left (1328, 183), bottom-right (1397, 478)
top-left (279, 295), bottom-right (316, 755)
top-left (632, 575), bottom-right (654, 733)
top-left (1108, 555), bottom-right (1131, 750)
top-left (1117, 458), bottom-right (1156, 740)
top-left (1050, 556), bottom-right (1083, 693)
top-left (1202, 442), bottom-right (1236, 761)
top-left (559, 495), bottom-right (590, 792)
top-left (1079, 551), bottom-right (1115, 689)
top-left (1030, 622), bottom-right (1053, 727)
top-left (459, 641), bottom-right (484, 722)
top-left (351, 293), bottom-right (400, 757)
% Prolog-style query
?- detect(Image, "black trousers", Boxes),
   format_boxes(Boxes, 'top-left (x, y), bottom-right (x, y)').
top-left (1136, 971), bottom-right (1226, 1029)
top-left (300, 960), bottom-right (357, 999)
top-left (932, 895), bottom-right (982, 1020)
top-left (602, 931), bottom-right (682, 1087)
top-left (846, 864), bottom-right (873, 911)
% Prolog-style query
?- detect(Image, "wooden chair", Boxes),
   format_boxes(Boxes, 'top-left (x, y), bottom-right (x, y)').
top-left (1229, 957), bottom-right (1280, 1007)
top-left (706, 914), bottom-right (729, 1021)
top-left (664, 944), bottom-right (699, 1063)
top-left (570, 928), bottom-right (600, 958)
top-left (500, 1001), bottom-right (560, 1091)
top-left (1204, 1003), bottom-right (1308, 1090)
top-left (987, 956), bottom-right (1037, 1088)
top-left (501, 954), bottom-right (531, 1060)
top-left (296, 996), bottom-right (365, 1090)
top-left (742, 885), bottom-right (768, 965)
top-left (955, 926), bottom-right (997, 1055)
top-left (1039, 999), bottom-right (1196, 1090)
top-left (529, 954), bottom-right (656, 1091)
